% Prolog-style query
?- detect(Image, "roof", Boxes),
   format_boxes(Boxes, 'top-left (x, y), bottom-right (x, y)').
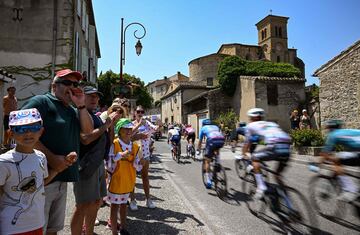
top-left (313, 39), bottom-right (360, 77)
top-left (183, 90), bottom-right (209, 105)
top-left (255, 14), bottom-right (289, 28)
top-left (188, 53), bottom-right (228, 65)
top-left (160, 81), bottom-right (210, 100)
top-left (217, 43), bottom-right (260, 54)
top-left (240, 75), bottom-right (305, 82)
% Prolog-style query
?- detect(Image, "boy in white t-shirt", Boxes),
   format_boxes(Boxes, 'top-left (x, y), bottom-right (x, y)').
top-left (0, 109), bottom-right (60, 235)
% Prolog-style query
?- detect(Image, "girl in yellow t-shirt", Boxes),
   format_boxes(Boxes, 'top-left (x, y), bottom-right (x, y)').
top-left (106, 118), bottom-right (142, 235)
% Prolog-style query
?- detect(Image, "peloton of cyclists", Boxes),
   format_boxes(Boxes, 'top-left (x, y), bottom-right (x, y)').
top-left (197, 119), bottom-right (225, 189)
top-left (167, 125), bottom-right (181, 158)
top-left (242, 108), bottom-right (292, 199)
top-left (319, 119), bottom-right (359, 201)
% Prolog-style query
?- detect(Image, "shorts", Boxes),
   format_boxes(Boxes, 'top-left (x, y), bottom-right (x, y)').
top-left (337, 152), bottom-right (360, 166)
top-left (44, 181), bottom-right (67, 233)
top-left (170, 135), bottom-right (180, 144)
top-left (3, 115), bottom-right (9, 130)
top-left (186, 133), bottom-right (196, 144)
top-left (205, 138), bottom-right (224, 158)
top-left (73, 162), bottom-right (107, 204)
top-left (252, 143), bottom-right (290, 174)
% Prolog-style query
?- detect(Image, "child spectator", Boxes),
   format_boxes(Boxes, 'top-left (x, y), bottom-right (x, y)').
top-left (0, 109), bottom-right (65, 235)
top-left (106, 118), bottom-right (143, 235)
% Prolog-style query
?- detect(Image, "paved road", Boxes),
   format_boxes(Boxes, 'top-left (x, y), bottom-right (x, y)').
top-left (60, 138), bottom-right (359, 234)
top-left (154, 139), bottom-right (359, 235)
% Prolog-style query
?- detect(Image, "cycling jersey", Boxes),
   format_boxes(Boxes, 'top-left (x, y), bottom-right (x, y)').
top-left (323, 129), bottom-right (360, 153)
top-left (199, 125), bottom-right (225, 157)
top-left (184, 127), bottom-right (195, 135)
top-left (245, 121), bottom-right (291, 145)
top-left (168, 129), bottom-right (180, 143)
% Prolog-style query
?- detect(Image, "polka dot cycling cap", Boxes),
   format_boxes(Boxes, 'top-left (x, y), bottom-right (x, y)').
top-left (9, 108), bottom-right (43, 127)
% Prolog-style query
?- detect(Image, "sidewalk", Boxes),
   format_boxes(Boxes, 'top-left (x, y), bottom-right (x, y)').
top-left (60, 155), bottom-right (209, 235)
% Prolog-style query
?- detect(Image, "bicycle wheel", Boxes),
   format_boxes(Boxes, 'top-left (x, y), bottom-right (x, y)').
top-left (308, 175), bottom-right (344, 218)
top-left (243, 173), bottom-right (267, 216)
top-left (214, 164), bottom-right (227, 199)
top-left (176, 145), bottom-right (181, 163)
top-left (235, 159), bottom-right (247, 179)
top-left (281, 186), bottom-right (319, 235)
top-left (191, 146), bottom-right (196, 161)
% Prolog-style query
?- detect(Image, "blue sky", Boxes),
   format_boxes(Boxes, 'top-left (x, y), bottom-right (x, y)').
top-left (93, 0), bottom-right (360, 85)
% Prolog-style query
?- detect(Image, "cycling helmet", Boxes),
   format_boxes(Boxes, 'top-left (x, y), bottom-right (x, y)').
top-left (168, 125), bottom-right (174, 130)
top-left (324, 119), bottom-right (343, 129)
top-left (247, 108), bottom-right (265, 118)
top-left (202, 119), bottom-right (212, 126)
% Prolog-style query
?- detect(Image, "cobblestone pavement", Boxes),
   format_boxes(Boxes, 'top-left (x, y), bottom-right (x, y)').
top-left (60, 155), bottom-right (210, 235)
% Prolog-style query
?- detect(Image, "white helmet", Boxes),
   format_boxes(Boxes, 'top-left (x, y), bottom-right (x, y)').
top-left (247, 108), bottom-right (265, 118)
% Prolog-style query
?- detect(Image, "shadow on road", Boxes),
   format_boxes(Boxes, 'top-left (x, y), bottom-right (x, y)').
top-left (126, 206), bottom-right (206, 234)
top-left (321, 214), bottom-right (360, 232)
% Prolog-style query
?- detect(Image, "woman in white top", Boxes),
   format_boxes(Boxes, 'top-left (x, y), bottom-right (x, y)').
top-left (129, 105), bottom-right (159, 210)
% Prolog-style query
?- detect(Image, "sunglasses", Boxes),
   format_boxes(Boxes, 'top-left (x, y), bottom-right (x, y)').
top-left (136, 110), bottom-right (145, 114)
top-left (11, 125), bottom-right (42, 134)
top-left (113, 108), bottom-right (124, 114)
top-left (55, 80), bottom-right (80, 88)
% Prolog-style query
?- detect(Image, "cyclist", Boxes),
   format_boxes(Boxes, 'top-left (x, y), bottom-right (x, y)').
top-left (320, 119), bottom-right (359, 201)
top-left (242, 108), bottom-right (291, 199)
top-left (231, 122), bottom-right (247, 153)
top-left (167, 125), bottom-right (181, 158)
top-left (184, 124), bottom-right (196, 145)
top-left (197, 119), bottom-right (225, 189)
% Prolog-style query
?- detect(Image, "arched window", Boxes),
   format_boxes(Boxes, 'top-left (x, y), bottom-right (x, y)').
top-left (279, 27), bottom-right (282, 37)
top-left (264, 28), bottom-right (267, 38)
top-left (261, 30), bottom-right (264, 40)
top-left (277, 56), bottom-right (281, 62)
top-left (275, 26), bottom-right (278, 36)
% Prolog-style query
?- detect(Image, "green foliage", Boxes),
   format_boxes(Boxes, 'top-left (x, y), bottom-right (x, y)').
top-left (290, 129), bottom-right (324, 147)
top-left (213, 110), bottom-right (238, 130)
top-left (217, 56), bottom-right (302, 96)
top-left (97, 70), bottom-right (153, 109)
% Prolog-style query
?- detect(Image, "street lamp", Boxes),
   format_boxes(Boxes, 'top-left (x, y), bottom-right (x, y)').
top-left (119, 18), bottom-right (146, 82)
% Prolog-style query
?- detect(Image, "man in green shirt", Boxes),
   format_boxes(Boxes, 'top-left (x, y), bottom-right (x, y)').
top-left (22, 69), bottom-right (93, 235)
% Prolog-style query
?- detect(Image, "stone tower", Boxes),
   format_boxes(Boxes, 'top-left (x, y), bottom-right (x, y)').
top-left (256, 15), bottom-right (289, 63)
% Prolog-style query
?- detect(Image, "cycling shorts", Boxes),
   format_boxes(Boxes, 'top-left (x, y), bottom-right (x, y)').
top-left (170, 135), bottom-right (181, 144)
top-left (186, 132), bottom-right (196, 144)
top-left (252, 143), bottom-right (290, 162)
top-left (337, 152), bottom-right (360, 166)
top-left (205, 138), bottom-right (225, 158)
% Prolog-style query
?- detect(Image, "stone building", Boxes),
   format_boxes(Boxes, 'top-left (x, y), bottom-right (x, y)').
top-left (313, 39), bottom-right (360, 128)
top-left (160, 81), bottom-right (212, 124)
top-left (189, 14), bottom-right (305, 84)
top-left (146, 71), bottom-right (189, 103)
top-left (0, 0), bottom-right (101, 104)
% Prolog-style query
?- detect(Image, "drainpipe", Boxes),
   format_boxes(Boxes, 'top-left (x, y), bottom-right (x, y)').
top-left (51, 0), bottom-right (58, 79)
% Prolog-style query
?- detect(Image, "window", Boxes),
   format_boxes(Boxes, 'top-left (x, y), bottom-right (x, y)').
top-left (261, 31), bottom-right (264, 40)
top-left (76, 0), bottom-right (81, 17)
top-left (277, 56), bottom-right (281, 62)
top-left (264, 28), bottom-right (267, 38)
top-left (75, 32), bottom-right (80, 70)
top-left (275, 26), bottom-right (278, 36)
top-left (279, 27), bottom-right (282, 37)
top-left (245, 54), bottom-right (250, 60)
top-left (207, 77), bottom-right (213, 86)
top-left (267, 84), bottom-right (278, 105)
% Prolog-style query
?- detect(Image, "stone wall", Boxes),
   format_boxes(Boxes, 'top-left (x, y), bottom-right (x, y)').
top-left (318, 44), bottom-right (360, 128)
top-left (161, 90), bottom-right (182, 124)
top-left (188, 54), bottom-right (227, 83)
top-left (254, 80), bottom-right (305, 131)
top-left (237, 78), bottom-right (256, 122)
top-left (207, 88), bottom-right (232, 120)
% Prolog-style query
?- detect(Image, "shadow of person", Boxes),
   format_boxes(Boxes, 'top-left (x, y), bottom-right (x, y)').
top-left (128, 206), bottom-right (205, 230)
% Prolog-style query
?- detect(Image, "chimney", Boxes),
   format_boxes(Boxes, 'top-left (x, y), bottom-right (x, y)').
top-left (164, 76), bottom-right (167, 79)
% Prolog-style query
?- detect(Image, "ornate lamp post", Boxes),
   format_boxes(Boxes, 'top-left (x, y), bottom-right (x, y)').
top-left (114, 18), bottom-right (146, 98)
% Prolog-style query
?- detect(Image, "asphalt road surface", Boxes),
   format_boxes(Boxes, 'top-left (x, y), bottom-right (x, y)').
top-left (60, 138), bottom-right (359, 234)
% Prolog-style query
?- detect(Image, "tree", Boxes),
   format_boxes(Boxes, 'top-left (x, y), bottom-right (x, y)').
top-left (214, 110), bottom-right (238, 130)
top-left (97, 70), bottom-right (153, 109)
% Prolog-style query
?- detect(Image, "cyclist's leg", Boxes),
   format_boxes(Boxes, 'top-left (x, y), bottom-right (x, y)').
top-left (203, 140), bottom-right (213, 187)
top-left (336, 153), bottom-right (359, 200)
top-left (252, 148), bottom-right (275, 197)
